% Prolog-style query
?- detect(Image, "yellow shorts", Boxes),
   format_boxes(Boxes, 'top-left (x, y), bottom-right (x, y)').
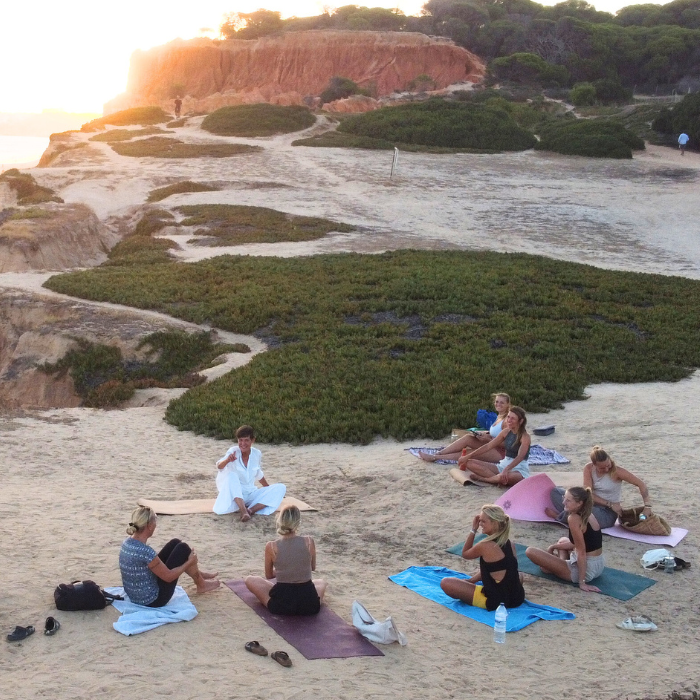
top-left (471, 585), bottom-right (487, 609)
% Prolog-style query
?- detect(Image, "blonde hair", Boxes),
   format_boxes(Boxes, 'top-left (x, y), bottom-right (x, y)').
top-left (126, 506), bottom-right (155, 535)
top-left (276, 505), bottom-right (301, 536)
top-left (589, 445), bottom-right (618, 478)
top-left (491, 393), bottom-right (512, 416)
top-left (480, 504), bottom-right (511, 547)
top-left (566, 487), bottom-right (593, 530)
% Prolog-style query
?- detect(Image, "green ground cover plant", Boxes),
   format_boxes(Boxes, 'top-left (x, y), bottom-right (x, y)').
top-left (89, 127), bottom-right (172, 143)
top-left (201, 105), bottom-right (316, 137)
top-left (0, 170), bottom-right (63, 204)
top-left (166, 118), bottom-right (188, 128)
top-left (9, 207), bottom-right (54, 220)
top-left (110, 137), bottom-right (260, 159)
top-left (292, 132), bottom-right (396, 149)
top-left (106, 210), bottom-right (178, 267)
top-left (535, 120), bottom-right (645, 159)
top-left (336, 100), bottom-right (537, 151)
top-left (147, 181), bottom-right (220, 203)
top-left (81, 107), bottom-right (170, 132)
top-left (177, 204), bottom-right (355, 245)
top-left (44, 250), bottom-right (700, 444)
top-left (41, 331), bottom-right (235, 408)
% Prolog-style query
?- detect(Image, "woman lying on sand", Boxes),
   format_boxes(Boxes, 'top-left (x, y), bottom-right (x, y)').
top-left (418, 393), bottom-right (511, 464)
top-left (441, 504), bottom-right (525, 609)
top-left (245, 505), bottom-right (327, 616)
top-left (527, 487), bottom-right (603, 593)
top-left (546, 445), bottom-right (652, 529)
top-left (461, 406), bottom-right (531, 485)
top-left (119, 506), bottom-right (220, 607)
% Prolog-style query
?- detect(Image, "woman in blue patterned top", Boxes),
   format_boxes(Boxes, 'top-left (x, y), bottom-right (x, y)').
top-left (119, 506), bottom-right (220, 607)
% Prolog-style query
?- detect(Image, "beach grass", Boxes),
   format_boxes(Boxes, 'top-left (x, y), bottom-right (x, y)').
top-left (177, 204), bottom-right (356, 245)
top-left (44, 250), bottom-right (700, 444)
top-left (111, 137), bottom-right (261, 159)
top-left (0, 169), bottom-right (63, 204)
top-left (201, 104), bottom-right (316, 137)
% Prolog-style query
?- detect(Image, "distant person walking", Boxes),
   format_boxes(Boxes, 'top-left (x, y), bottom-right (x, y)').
top-left (174, 98), bottom-right (182, 118)
top-left (678, 132), bottom-right (689, 155)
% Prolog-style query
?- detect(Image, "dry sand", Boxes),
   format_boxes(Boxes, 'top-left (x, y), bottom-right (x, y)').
top-left (1, 120), bottom-right (699, 700)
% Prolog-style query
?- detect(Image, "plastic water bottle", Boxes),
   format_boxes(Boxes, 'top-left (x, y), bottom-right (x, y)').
top-left (494, 603), bottom-right (507, 644)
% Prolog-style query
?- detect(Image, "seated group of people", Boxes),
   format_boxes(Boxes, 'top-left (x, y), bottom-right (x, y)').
top-left (119, 425), bottom-right (325, 615)
top-left (423, 393), bottom-right (653, 607)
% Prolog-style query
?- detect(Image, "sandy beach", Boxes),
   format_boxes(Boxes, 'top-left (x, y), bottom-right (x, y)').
top-left (1, 119), bottom-right (699, 700)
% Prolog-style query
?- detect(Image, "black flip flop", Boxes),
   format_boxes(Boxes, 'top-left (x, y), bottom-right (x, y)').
top-left (6, 625), bottom-right (35, 642)
top-left (271, 650), bottom-right (292, 668)
top-left (245, 640), bottom-right (268, 656)
top-left (44, 617), bottom-right (60, 636)
top-left (674, 557), bottom-right (691, 570)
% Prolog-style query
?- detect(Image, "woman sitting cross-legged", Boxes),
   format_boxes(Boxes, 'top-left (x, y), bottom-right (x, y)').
top-left (440, 504), bottom-right (525, 610)
top-left (462, 406), bottom-right (531, 486)
top-left (418, 393), bottom-right (512, 465)
top-left (245, 505), bottom-right (327, 615)
top-left (526, 486), bottom-right (603, 594)
top-left (119, 506), bottom-right (220, 607)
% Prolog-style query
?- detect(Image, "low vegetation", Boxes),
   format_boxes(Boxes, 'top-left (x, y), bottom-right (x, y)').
top-left (177, 204), bottom-right (355, 245)
top-left (9, 207), bottom-right (54, 220)
top-left (147, 181), bottom-right (220, 203)
top-left (106, 210), bottom-right (178, 267)
top-left (44, 250), bottom-right (700, 444)
top-left (336, 99), bottom-right (537, 152)
top-left (535, 120), bottom-right (645, 159)
top-left (292, 132), bottom-right (395, 150)
top-left (201, 104), bottom-right (316, 137)
top-left (81, 107), bottom-right (170, 132)
top-left (320, 77), bottom-right (370, 105)
top-left (110, 137), bottom-right (261, 158)
top-left (653, 92), bottom-right (700, 151)
top-left (40, 331), bottom-right (235, 408)
top-left (0, 170), bottom-right (63, 204)
top-left (166, 118), bottom-right (188, 128)
top-left (88, 127), bottom-right (172, 143)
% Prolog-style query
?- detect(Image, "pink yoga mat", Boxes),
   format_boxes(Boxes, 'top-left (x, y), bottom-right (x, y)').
top-left (494, 473), bottom-right (688, 547)
top-left (225, 580), bottom-right (383, 659)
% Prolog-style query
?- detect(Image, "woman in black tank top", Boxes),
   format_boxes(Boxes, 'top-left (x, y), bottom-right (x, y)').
top-left (440, 504), bottom-right (525, 610)
top-left (526, 487), bottom-right (604, 593)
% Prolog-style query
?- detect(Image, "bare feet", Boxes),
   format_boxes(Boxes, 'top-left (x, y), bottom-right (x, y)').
top-left (418, 451), bottom-right (438, 462)
top-left (201, 570), bottom-right (219, 580)
top-left (464, 473), bottom-right (485, 487)
top-left (545, 507), bottom-right (560, 520)
top-left (240, 510), bottom-right (251, 522)
top-left (197, 578), bottom-right (221, 594)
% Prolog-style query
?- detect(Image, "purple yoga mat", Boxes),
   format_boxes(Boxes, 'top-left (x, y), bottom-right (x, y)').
top-left (225, 580), bottom-right (384, 660)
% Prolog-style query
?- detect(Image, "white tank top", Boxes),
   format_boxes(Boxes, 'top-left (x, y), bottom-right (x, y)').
top-left (489, 419), bottom-right (504, 438)
top-left (591, 470), bottom-right (622, 503)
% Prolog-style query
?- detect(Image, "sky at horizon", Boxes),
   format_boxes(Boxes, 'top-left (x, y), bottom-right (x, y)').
top-left (1, 0), bottom-right (672, 114)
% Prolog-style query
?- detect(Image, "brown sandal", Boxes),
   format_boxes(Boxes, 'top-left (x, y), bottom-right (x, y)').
top-left (271, 650), bottom-right (292, 667)
top-left (244, 640), bottom-right (268, 656)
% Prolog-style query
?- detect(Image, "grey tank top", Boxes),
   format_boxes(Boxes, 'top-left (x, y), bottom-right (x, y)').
top-left (591, 470), bottom-right (622, 503)
top-left (504, 431), bottom-right (530, 460)
top-left (274, 535), bottom-right (313, 583)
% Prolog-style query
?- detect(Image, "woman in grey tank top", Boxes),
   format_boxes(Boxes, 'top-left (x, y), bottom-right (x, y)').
top-left (245, 506), bottom-right (327, 615)
top-left (547, 445), bottom-right (653, 529)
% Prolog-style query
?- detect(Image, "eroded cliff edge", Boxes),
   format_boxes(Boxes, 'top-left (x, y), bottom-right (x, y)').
top-left (105, 31), bottom-right (485, 114)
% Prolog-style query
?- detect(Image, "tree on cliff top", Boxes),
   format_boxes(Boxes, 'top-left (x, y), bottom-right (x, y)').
top-left (220, 10), bottom-right (283, 39)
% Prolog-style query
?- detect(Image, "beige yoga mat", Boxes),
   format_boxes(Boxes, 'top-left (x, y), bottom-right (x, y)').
top-left (450, 469), bottom-right (581, 488)
top-left (137, 495), bottom-right (317, 515)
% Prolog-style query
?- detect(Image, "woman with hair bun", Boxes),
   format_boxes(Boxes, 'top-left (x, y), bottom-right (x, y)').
top-left (527, 486), bottom-right (603, 593)
top-left (245, 505), bottom-right (326, 615)
top-left (119, 506), bottom-right (220, 607)
top-left (440, 504), bottom-right (525, 610)
top-left (547, 445), bottom-right (652, 528)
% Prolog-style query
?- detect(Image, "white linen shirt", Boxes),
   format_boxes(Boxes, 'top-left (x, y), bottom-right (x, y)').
top-left (215, 446), bottom-right (264, 498)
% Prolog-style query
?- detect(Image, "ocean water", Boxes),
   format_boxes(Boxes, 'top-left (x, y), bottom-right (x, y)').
top-left (0, 135), bottom-right (50, 170)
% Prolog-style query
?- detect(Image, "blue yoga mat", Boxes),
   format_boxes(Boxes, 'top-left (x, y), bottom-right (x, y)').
top-left (389, 566), bottom-right (574, 632)
top-left (446, 541), bottom-right (656, 601)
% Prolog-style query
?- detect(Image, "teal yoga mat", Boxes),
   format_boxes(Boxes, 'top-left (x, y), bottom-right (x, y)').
top-left (446, 541), bottom-right (656, 601)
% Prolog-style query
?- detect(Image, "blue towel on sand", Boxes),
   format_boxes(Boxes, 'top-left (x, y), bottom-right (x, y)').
top-left (389, 566), bottom-right (574, 632)
top-left (408, 444), bottom-right (570, 466)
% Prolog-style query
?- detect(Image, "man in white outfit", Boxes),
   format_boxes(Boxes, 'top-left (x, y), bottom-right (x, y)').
top-left (213, 425), bottom-right (286, 521)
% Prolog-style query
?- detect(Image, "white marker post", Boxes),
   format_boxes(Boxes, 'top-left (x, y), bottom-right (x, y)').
top-left (390, 147), bottom-right (399, 179)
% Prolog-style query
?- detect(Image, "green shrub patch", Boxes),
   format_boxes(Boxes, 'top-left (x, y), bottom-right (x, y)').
top-left (336, 99), bottom-right (537, 152)
top-left (111, 137), bottom-right (261, 159)
top-left (147, 181), bottom-right (220, 203)
top-left (0, 170), bottom-right (63, 204)
top-left (89, 127), bottom-right (172, 143)
top-left (44, 251), bottom-right (700, 444)
top-left (81, 107), bottom-right (170, 132)
top-left (201, 104), bottom-right (316, 137)
top-left (536, 120), bottom-right (645, 159)
top-left (177, 204), bottom-right (355, 245)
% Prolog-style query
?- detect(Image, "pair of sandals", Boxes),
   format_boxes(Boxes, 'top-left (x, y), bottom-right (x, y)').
top-left (6, 617), bottom-right (60, 642)
top-left (245, 640), bottom-right (292, 667)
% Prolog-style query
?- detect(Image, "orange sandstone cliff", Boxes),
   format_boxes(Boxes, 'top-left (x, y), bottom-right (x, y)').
top-left (105, 31), bottom-right (484, 114)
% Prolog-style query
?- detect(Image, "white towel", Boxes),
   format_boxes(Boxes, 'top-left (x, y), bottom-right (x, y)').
top-left (104, 586), bottom-right (198, 636)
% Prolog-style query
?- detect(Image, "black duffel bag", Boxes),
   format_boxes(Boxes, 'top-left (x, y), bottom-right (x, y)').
top-left (54, 580), bottom-right (123, 611)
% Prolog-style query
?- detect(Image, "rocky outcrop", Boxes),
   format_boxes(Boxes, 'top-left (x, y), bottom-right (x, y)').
top-left (0, 291), bottom-right (186, 409)
top-left (324, 95), bottom-right (382, 113)
top-left (105, 31), bottom-right (485, 114)
top-left (0, 203), bottom-right (118, 272)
